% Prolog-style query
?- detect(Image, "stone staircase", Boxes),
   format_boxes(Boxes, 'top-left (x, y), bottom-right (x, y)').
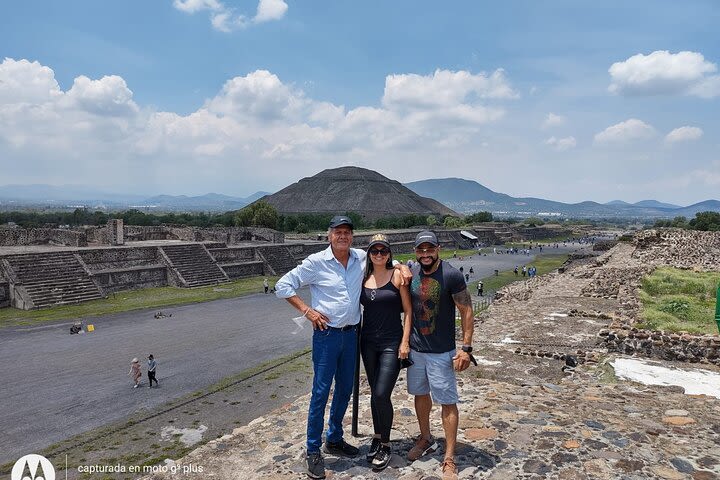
top-left (255, 245), bottom-right (299, 275)
top-left (2, 252), bottom-right (103, 309)
top-left (159, 244), bottom-right (230, 287)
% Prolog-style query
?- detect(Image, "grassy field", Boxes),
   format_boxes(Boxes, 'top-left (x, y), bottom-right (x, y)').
top-left (637, 267), bottom-right (720, 334)
top-left (479, 254), bottom-right (569, 292)
top-left (0, 276), bottom-right (278, 327)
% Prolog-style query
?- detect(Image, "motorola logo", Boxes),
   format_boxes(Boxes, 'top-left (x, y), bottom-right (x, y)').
top-left (11, 454), bottom-right (55, 480)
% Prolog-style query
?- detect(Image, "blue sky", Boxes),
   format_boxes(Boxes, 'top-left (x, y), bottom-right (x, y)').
top-left (0, 0), bottom-right (718, 205)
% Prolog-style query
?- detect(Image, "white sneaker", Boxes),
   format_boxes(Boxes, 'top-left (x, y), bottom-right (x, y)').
top-left (133, 384), bottom-right (138, 388)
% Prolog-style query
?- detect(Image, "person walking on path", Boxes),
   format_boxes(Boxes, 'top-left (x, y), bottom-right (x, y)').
top-left (406, 230), bottom-right (475, 480)
top-left (476, 281), bottom-right (483, 297)
top-left (359, 234), bottom-right (413, 471)
top-left (263, 278), bottom-right (269, 294)
top-left (275, 215), bottom-right (411, 479)
top-left (128, 358), bottom-right (141, 388)
top-left (147, 354), bottom-right (158, 388)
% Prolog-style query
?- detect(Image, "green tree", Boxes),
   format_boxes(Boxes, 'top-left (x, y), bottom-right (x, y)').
top-left (443, 216), bottom-right (463, 228)
top-left (465, 211), bottom-right (493, 223)
top-left (234, 200), bottom-right (279, 228)
top-left (670, 216), bottom-right (688, 228)
top-left (689, 211), bottom-right (720, 231)
top-left (426, 215), bottom-right (437, 226)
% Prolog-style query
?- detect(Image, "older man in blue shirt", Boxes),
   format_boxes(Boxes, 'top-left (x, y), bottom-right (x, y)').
top-left (276, 215), bottom-right (408, 479)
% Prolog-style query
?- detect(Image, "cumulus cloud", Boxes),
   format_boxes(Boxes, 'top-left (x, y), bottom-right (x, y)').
top-left (383, 69), bottom-right (518, 110)
top-left (255, 0), bottom-right (288, 23)
top-left (665, 126), bottom-right (703, 144)
top-left (545, 136), bottom-right (576, 151)
top-left (0, 57), bottom-right (515, 188)
top-left (593, 119), bottom-right (656, 146)
top-left (0, 58), bottom-right (62, 104)
top-left (542, 112), bottom-right (565, 129)
top-left (608, 50), bottom-right (720, 98)
top-left (173, 0), bottom-right (287, 31)
top-left (205, 70), bottom-right (308, 122)
top-left (64, 75), bottom-right (138, 116)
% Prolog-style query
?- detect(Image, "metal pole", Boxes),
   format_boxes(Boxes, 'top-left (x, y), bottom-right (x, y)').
top-left (351, 322), bottom-right (361, 436)
top-left (715, 283), bottom-right (720, 335)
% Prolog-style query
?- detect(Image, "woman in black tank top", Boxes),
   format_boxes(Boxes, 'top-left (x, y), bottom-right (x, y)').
top-left (359, 234), bottom-right (413, 470)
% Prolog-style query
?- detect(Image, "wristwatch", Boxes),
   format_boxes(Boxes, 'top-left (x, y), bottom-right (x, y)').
top-left (461, 345), bottom-right (473, 353)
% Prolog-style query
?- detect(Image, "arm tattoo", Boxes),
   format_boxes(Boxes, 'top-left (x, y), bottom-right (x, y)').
top-left (452, 289), bottom-right (472, 307)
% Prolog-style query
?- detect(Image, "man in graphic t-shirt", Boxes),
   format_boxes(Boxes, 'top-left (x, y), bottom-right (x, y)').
top-left (406, 230), bottom-right (475, 480)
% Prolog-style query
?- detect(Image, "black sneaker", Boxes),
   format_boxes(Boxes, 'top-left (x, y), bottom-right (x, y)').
top-left (366, 437), bottom-right (382, 461)
top-left (323, 439), bottom-right (360, 457)
top-left (371, 445), bottom-right (391, 471)
top-left (306, 452), bottom-right (325, 479)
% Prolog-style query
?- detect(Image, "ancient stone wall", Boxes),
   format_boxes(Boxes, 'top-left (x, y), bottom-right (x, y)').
top-left (0, 279), bottom-right (9, 308)
top-left (600, 328), bottom-right (720, 364)
top-left (632, 228), bottom-right (720, 270)
top-left (209, 247), bottom-right (256, 263)
top-left (0, 228), bottom-right (87, 247)
top-left (592, 240), bottom-right (618, 251)
top-left (93, 267), bottom-right (168, 293)
top-left (222, 262), bottom-right (264, 279)
top-left (78, 247), bottom-right (161, 271)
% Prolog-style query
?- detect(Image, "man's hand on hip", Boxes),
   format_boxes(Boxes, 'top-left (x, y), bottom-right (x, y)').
top-left (306, 308), bottom-right (329, 330)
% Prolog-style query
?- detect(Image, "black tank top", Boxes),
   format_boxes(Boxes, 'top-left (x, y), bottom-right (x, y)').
top-left (360, 279), bottom-right (403, 344)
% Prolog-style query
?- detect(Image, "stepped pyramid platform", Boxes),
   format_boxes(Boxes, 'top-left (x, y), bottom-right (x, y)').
top-left (1, 252), bottom-right (103, 309)
top-left (159, 244), bottom-right (230, 288)
top-left (255, 245), bottom-right (299, 275)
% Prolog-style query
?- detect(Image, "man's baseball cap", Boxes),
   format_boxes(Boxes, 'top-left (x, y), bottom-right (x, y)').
top-left (329, 215), bottom-right (354, 230)
top-left (414, 230), bottom-right (439, 248)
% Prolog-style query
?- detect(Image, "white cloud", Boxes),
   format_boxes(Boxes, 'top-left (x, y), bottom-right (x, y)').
top-left (608, 50), bottom-right (720, 98)
top-left (63, 75), bottom-right (138, 116)
top-left (205, 70), bottom-right (308, 122)
top-left (593, 119), bottom-right (656, 146)
top-left (665, 126), bottom-right (703, 144)
top-left (255, 0), bottom-right (288, 23)
top-left (172, 0), bottom-right (222, 13)
top-left (173, 0), bottom-right (286, 31)
top-left (0, 58), bottom-right (62, 104)
top-left (545, 136), bottom-right (576, 151)
top-left (542, 112), bottom-right (565, 129)
top-left (382, 68), bottom-right (518, 110)
top-left (0, 58), bottom-right (515, 189)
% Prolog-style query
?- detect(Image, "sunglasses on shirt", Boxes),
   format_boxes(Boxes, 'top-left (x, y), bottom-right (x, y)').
top-left (369, 248), bottom-right (390, 256)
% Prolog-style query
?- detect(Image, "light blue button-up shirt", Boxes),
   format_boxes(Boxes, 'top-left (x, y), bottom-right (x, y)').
top-left (275, 246), bottom-right (366, 328)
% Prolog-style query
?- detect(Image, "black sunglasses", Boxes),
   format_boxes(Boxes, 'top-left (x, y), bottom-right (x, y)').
top-left (369, 248), bottom-right (390, 255)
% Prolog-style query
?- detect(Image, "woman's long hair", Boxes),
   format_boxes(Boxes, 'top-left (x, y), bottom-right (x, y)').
top-left (364, 234), bottom-right (393, 281)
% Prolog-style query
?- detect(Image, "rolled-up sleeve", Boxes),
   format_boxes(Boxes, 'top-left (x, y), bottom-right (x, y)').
top-left (275, 255), bottom-right (318, 299)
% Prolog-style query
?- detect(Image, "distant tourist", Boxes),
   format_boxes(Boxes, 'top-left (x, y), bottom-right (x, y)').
top-left (522, 266), bottom-right (527, 276)
top-left (359, 234), bottom-right (413, 471)
top-left (263, 278), bottom-right (269, 294)
top-left (477, 281), bottom-right (484, 297)
top-left (147, 354), bottom-right (158, 388)
top-left (514, 266), bottom-right (519, 276)
top-left (128, 358), bottom-right (141, 388)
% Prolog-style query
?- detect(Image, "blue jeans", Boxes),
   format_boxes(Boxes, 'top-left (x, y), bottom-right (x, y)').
top-left (307, 326), bottom-right (357, 453)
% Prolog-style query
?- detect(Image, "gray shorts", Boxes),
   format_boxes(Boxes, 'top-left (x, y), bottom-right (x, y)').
top-left (406, 350), bottom-right (458, 405)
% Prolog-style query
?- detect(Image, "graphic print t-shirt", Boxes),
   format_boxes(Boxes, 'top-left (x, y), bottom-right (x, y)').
top-left (409, 261), bottom-right (466, 353)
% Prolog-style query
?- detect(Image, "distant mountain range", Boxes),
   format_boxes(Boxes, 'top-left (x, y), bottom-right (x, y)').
top-left (404, 178), bottom-right (720, 219)
top-left (2, 176), bottom-right (718, 219)
top-left (0, 184), bottom-right (268, 212)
